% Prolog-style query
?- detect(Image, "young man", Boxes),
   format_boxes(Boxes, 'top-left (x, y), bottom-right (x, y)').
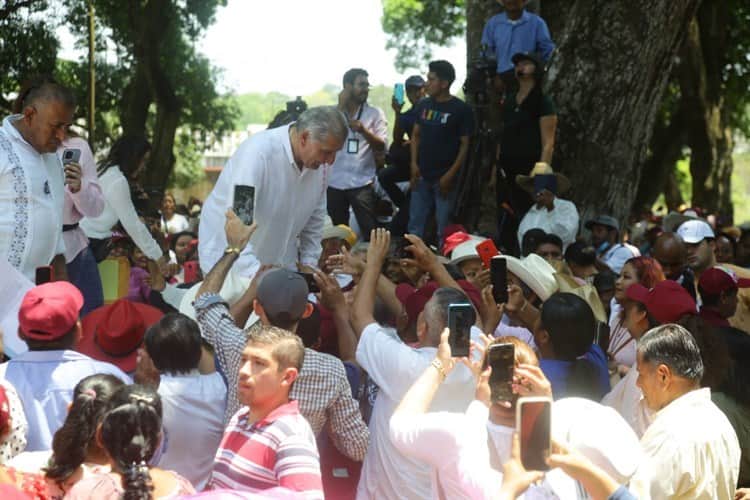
top-left (198, 106), bottom-right (348, 279)
top-left (481, 0), bottom-right (555, 80)
top-left (209, 325), bottom-right (323, 498)
top-left (677, 219), bottom-right (750, 332)
top-left (143, 312), bottom-right (227, 490)
top-left (328, 68), bottom-right (388, 239)
top-left (408, 60), bottom-right (474, 246)
top-left (632, 324), bottom-right (740, 499)
top-left (0, 282), bottom-right (130, 451)
top-left (194, 210), bottom-right (369, 462)
top-left (585, 214), bottom-right (639, 274)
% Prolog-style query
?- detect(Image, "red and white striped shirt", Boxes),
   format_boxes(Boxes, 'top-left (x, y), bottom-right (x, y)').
top-left (208, 400), bottom-right (323, 499)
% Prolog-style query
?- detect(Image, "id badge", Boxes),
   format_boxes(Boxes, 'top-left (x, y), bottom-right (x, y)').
top-left (347, 138), bottom-right (359, 154)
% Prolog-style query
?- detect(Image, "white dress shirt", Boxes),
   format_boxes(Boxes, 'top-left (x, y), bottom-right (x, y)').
top-left (328, 103), bottom-right (388, 190)
top-left (0, 115), bottom-right (65, 281)
top-left (632, 388), bottom-right (740, 500)
top-left (0, 350), bottom-right (131, 451)
top-left (199, 124), bottom-right (328, 278)
top-left (58, 137), bottom-right (104, 262)
top-left (80, 166), bottom-right (163, 260)
top-left (355, 323), bottom-right (478, 500)
top-left (517, 197), bottom-right (580, 250)
top-left (157, 370), bottom-right (227, 490)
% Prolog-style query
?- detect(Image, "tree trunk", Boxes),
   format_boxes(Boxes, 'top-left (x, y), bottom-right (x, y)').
top-left (544, 0), bottom-right (700, 227)
top-left (120, 62), bottom-right (151, 135)
top-left (679, 2), bottom-right (734, 216)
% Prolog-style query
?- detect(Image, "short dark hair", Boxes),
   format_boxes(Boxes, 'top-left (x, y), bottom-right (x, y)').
top-left (98, 135), bottom-right (152, 176)
top-left (13, 75), bottom-right (76, 114)
top-left (144, 313), bottom-right (202, 375)
top-left (521, 228), bottom-right (547, 257)
top-left (593, 269), bottom-right (617, 293)
top-left (637, 324), bottom-right (705, 381)
top-left (428, 60), bottom-right (456, 85)
top-left (22, 324), bottom-right (78, 351)
top-left (536, 233), bottom-right (563, 252)
top-left (565, 241), bottom-right (597, 267)
top-left (168, 231), bottom-right (197, 252)
top-left (343, 68), bottom-right (368, 87)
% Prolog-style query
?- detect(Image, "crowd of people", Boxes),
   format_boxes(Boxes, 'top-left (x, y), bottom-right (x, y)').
top-left (0, 0), bottom-right (747, 499)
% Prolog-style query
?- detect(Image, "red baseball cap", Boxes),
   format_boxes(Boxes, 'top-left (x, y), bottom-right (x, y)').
top-left (77, 299), bottom-right (163, 372)
top-left (698, 266), bottom-right (750, 296)
top-left (18, 282), bottom-right (83, 341)
top-left (625, 280), bottom-right (697, 324)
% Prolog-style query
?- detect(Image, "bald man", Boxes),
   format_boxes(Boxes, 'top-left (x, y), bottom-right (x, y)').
top-left (652, 232), bottom-right (696, 300)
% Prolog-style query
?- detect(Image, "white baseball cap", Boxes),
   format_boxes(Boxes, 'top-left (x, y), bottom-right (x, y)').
top-left (676, 219), bottom-right (715, 244)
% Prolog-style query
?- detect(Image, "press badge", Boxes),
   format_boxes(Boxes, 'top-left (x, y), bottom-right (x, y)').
top-left (347, 138), bottom-right (359, 154)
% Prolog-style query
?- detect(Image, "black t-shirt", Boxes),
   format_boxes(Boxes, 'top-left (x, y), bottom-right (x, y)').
top-left (500, 90), bottom-right (556, 162)
top-left (415, 96), bottom-right (474, 181)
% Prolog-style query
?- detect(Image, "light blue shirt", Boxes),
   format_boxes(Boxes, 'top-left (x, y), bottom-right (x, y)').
top-left (0, 350), bottom-right (131, 451)
top-left (481, 10), bottom-right (555, 74)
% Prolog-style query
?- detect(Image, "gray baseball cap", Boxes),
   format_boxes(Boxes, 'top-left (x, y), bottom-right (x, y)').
top-left (405, 75), bottom-right (425, 88)
top-left (585, 215), bottom-right (620, 232)
top-left (256, 269), bottom-right (309, 319)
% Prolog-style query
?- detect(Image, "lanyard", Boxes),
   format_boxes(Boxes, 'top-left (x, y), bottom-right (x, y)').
top-left (346, 104), bottom-right (365, 138)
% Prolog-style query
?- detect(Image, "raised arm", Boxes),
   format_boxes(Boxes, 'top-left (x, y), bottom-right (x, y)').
top-left (351, 228), bottom-right (391, 337)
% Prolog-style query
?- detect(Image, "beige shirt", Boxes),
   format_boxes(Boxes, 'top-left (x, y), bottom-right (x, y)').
top-left (632, 388), bottom-right (740, 500)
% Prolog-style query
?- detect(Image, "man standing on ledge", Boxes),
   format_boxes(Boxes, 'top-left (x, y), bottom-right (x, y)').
top-left (328, 68), bottom-right (387, 240)
top-left (408, 60), bottom-right (474, 246)
top-left (199, 106), bottom-right (348, 279)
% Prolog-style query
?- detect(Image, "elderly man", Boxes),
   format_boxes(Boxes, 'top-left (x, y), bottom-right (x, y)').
top-left (199, 106), bottom-right (348, 278)
top-left (0, 79), bottom-right (78, 282)
top-left (677, 219), bottom-right (750, 332)
top-left (516, 163), bottom-right (579, 251)
top-left (632, 324), bottom-right (740, 499)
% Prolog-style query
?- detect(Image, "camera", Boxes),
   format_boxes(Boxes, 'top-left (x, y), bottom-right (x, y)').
top-left (268, 96), bottom-right (309, 129)
top-left (463, 44), bottom-right (497, 97)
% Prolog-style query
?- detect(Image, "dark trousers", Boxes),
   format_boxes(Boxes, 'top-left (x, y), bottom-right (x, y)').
top-left (497, 157), bottom-right (536, 256)
top-left (327, 185), bottom-right (378, 240)
top-left (377, 163), bottom-right (410, 208)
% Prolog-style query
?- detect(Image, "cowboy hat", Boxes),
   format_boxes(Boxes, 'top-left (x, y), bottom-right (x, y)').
top-left (499, 253), bottom-right (558, 302)
top-left (516, 162), bottom-right (571, 195)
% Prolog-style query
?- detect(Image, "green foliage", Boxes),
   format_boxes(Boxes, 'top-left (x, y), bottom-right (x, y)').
top-left (169, 131), bottom-right (204, 189)
top-left (381, 0), bottom-right (465, 71)
top-left (0, 1), bottom-right (59, 113)
top-left (723, 0), bottom-right (750, 137)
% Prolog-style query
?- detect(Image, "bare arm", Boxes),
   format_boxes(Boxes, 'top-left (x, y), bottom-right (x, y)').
top-left (51, 254), bottom-right (68, 282)
top-left (539, 115), bottom-right (557, 164)
top-left (315, 270), bottom-right (359, 365)
top-left (228, 265), bottom-right (272, 328)
top-left (351, 229), bottom-right (391, 338)
top-left (410, 123), bottom-right (421, 187)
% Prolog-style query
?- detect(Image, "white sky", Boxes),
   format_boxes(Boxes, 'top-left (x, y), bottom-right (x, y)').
top-left (57, 0), bottom-right (466, 95)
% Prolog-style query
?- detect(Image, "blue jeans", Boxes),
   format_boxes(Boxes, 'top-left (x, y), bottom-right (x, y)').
top-left (408, 178), bottom-right (458, 245)
top-left (67, 247), bottom-right (104, 316)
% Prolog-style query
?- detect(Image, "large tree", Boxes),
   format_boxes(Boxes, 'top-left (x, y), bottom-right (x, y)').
top-left (383, 0), bottom-right (704, 227)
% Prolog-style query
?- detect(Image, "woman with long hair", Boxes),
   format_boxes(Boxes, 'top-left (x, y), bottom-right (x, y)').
top-left (159, 193), bottom-right (189, 236)
top-left (66, 385), bottom-right (194, 499)
top-left (608, 256), bottom-right (665, 375)
top-left (80, 136), bottom-right (167, 269)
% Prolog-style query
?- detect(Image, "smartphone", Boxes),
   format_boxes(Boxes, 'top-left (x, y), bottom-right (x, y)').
top-left (233, 185), bottom-right (256, 226)
top-left (183, 260), bottom-right (200, 284)
top-left (393, 83), bottom-right (405, 106)
top-left (297, 272), bottom-right (320, 293)
top-left (488, 343), bottom-right (515, 403)
top-left (35, 266), bottom-right (54, 285)
top-left (517, 397), bottom-right (552, 471)
top-left (475, 239), bottom-right (499, 269)
top-left (490, 257), bottom-right (508, 304)
top-left (61, 148), bottom-right (81, 165)
top-left (447, 303), bottom-right (473, 357)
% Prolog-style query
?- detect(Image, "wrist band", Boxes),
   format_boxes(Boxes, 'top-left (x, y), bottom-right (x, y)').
top-left (224, 247), bottom-right (241, 255)
top-left (431, 359), bottom-right (447, 381)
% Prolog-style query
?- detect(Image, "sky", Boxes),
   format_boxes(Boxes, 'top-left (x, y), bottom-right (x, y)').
top-left (57, 0), bottom-right (467, 96)
top-left (188, 0), bottom-right (465, 96)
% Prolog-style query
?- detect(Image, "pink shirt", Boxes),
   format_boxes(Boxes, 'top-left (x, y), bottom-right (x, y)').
top-left (57, 137), bottom-right (104, 262)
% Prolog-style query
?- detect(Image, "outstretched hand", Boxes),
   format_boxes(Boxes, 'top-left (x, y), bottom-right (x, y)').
top-left (225, 209), bottom-right (257, 250)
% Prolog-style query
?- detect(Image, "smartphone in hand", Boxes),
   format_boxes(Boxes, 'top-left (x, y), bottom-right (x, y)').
top-left (475, 239), bottom-right (499, 269)
top-left (61, 148), bottom-right (81, 165)
top-left (488, 343), bottom-right (515, 403)
top-left (517, 396), bottom-right (552, 471)
top-left (448, 303), bottom-right (473, 357)
top-left (233, 185), bottom-right (256, 226)
top-left (35, 266), bottom-right (54, 285)
top-left (393, 83), bottom-right (405, 106)
top-left (490, 257), bottom-right (508, 304)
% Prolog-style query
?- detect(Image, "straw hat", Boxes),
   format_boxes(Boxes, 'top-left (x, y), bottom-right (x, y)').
top-left (516, 162), bottom-right (571, 195)
top-left (499, 253), bottom-right (558, 302)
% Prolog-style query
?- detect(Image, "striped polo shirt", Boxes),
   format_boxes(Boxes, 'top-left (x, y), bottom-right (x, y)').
top-left (208, 400), bottom-right (323, 498)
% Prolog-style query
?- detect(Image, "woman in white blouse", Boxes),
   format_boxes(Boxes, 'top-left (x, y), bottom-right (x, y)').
top-left (159, 192), bottom-right (190, 235)
top-left (80, 135), bottom-right (167, 268)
